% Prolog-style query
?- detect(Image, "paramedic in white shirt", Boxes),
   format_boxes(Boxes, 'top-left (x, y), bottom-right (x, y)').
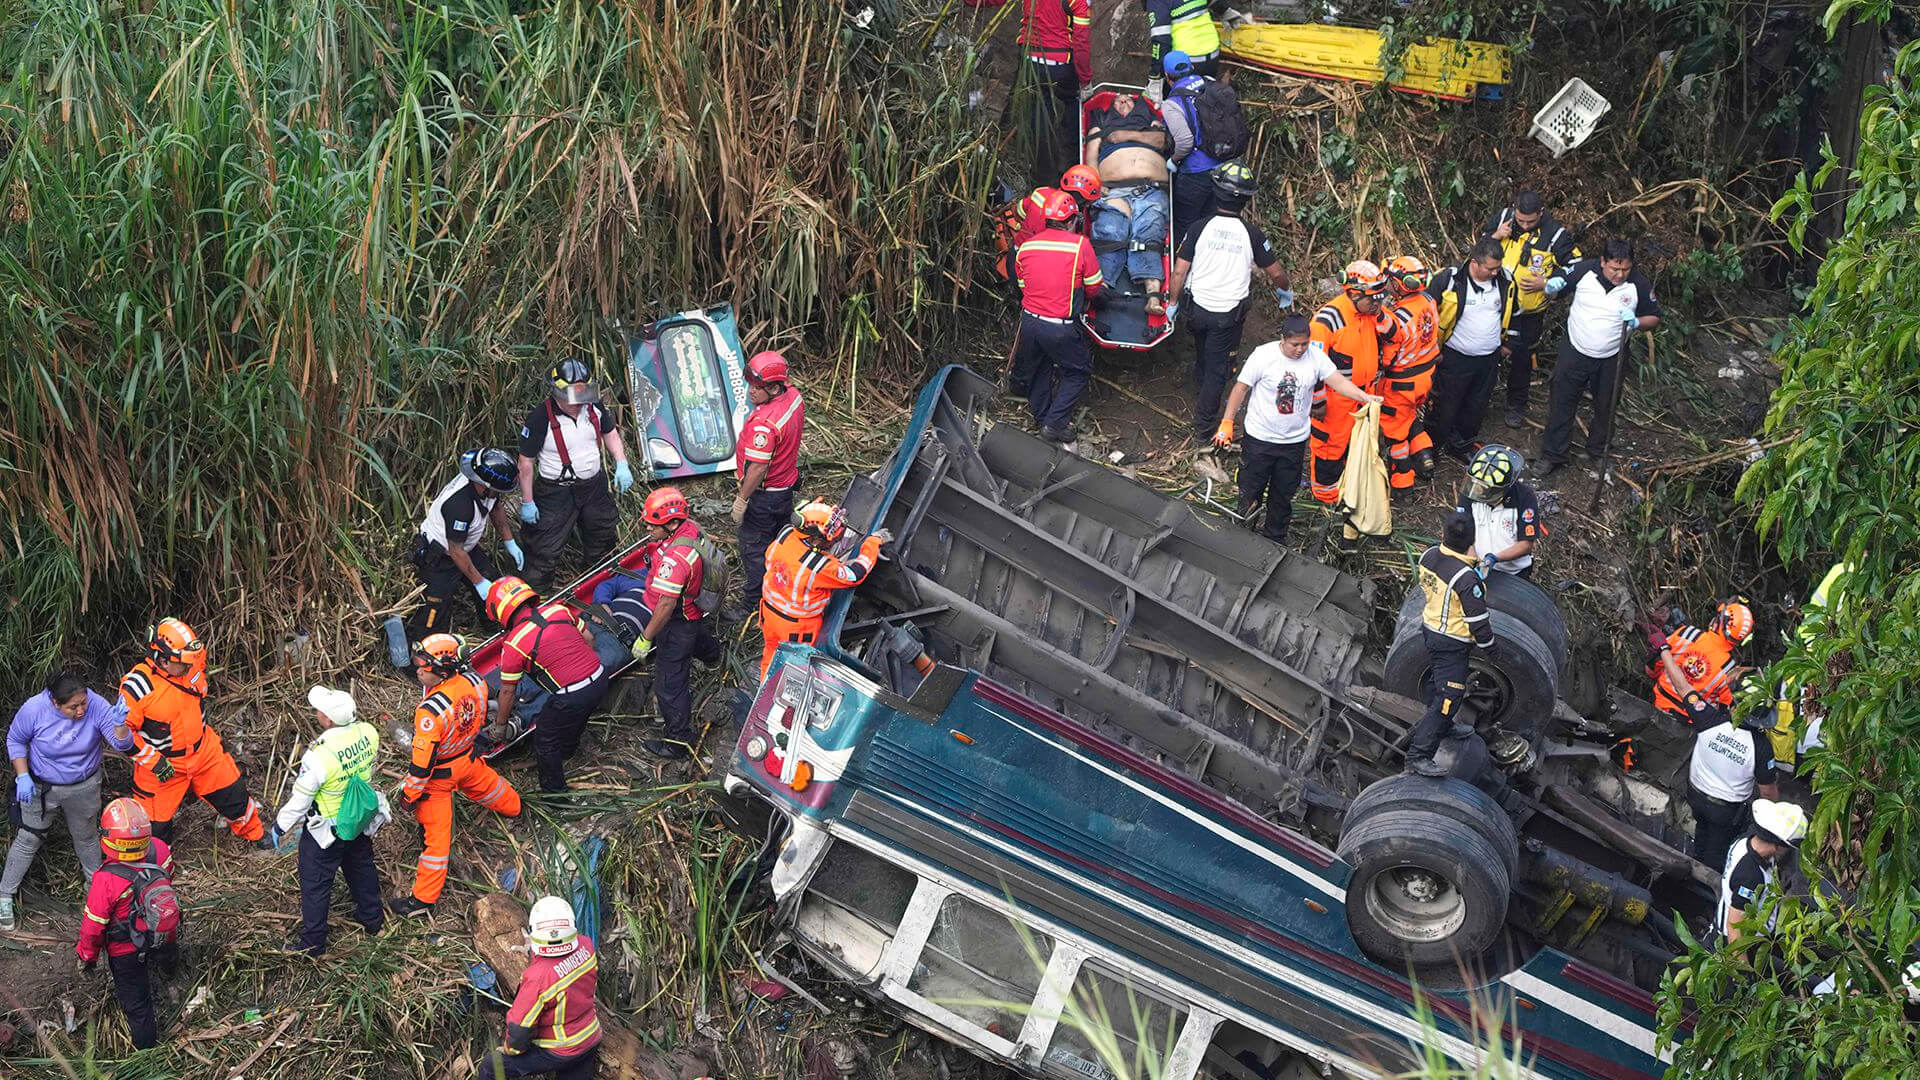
top-left (1538, 239), bottom-right (1662, 476)
top-left (1210, 315), bottom-right (1379, 544)
top-left (1424, 239), bottom-right (1511, 461)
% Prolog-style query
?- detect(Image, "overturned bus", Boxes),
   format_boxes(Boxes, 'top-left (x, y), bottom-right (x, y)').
top-left (720, 366), bottom-right (1704, 1080)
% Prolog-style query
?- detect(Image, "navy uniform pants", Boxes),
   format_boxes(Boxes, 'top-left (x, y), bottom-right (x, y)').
top-left (297, 829), bottom-right (384, 955)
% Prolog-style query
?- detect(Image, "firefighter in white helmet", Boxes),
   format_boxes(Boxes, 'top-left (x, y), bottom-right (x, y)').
top-left (1717, 799), bottom-right (1807, 944)
top-left (481, 896), bottom-right (603, 1078)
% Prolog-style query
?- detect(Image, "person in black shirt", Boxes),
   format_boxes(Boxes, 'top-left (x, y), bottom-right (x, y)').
top-left (1407, 511), bottom-right (1495, 775)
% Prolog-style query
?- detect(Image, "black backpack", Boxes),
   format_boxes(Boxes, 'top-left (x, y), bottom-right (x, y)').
top-left (100, 860), bottom-right (182, 959)
top-left (1178, 79), bottom-right (1250, 163)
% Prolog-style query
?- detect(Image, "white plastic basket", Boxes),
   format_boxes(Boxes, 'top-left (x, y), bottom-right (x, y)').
top-left (1529, 77), bottom-right (1611, 158)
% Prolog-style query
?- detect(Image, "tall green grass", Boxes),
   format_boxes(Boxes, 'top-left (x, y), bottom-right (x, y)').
top-left (0, 0), bottom-right (998, 693)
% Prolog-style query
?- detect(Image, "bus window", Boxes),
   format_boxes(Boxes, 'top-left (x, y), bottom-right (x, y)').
top-left (794, 842), bottom-right (918, 981)
top-left (1200, 1019), bottom-right (1321, 1080)
top-left (907, 894), bottom-right (1055, 1041)
top-left (1044, 962), bottom-right (1189, 1080)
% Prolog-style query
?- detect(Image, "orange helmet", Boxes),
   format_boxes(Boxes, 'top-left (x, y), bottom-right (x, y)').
top-left (1341, 260), bottom-right (1388, 298)
top-left (1059, 165), bottom-right (1103, 204)
top-left (1038, 189), bottom-right (1080, 224)
top-left (100, 798), bottom-right (152, 862)
top-left (412, 632), bottom-right (467, 677)
top-left (1714, 598), bottom-right (1755, 645)
top-left (796, 501), bottom-right (846, 544)
top-left (147, 618), bottom-right (206, 676)
top-left (486, 577), bottom-right (539, 626)
top-left (1386, 255), bottom-right (1430, 295)
top-left (643, 486), bottom-right (689, 526)
top-left (747, 351), bottom-right (789, 385)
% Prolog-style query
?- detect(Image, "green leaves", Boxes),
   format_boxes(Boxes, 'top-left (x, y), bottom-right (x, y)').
top-left (1669, 30), bottom-right (1920, 1080)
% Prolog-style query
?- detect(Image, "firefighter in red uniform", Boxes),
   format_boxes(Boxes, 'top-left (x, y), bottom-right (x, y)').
top-left (116, 618), bottom-right (271, 849)
top-left (1013, 190), bottom-right (1103, 443)
top-left (997, 167), bottom-right (1103, 283)
top-left (1019, 0), bottom-right (1092, 184)
top-left (1653, 599), bottom-right (1754, 720)
top-left (1380, 256), bottom-right (1441, 490)
top-left (1308, 261), bottom-right (1394, 505)
top-left (728, 351), bottom-right (806, 623)
top-left (632, 488), bottom-right (723, 761)
top-left (482, 896), bottom-right (602, 1079)
top-left (489, 578), bottom-right (609, 793)
top-left (759, 503), bottom-right (891, 678)
top-left (390, 634), bottom-right (521, 917)
top-left (77, 799), bottom-right (181, 1050)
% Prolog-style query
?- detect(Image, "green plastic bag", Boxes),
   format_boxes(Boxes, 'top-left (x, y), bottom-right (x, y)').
top-left (333, 773), bottom-right (379, 841)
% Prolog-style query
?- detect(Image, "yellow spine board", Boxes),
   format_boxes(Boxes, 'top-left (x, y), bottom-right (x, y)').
top-left (1217, 22), bottom-right (1510, 101)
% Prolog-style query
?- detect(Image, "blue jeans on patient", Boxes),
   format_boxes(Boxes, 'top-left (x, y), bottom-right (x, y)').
top-left (1091, 186), bottom-right (1168, 289)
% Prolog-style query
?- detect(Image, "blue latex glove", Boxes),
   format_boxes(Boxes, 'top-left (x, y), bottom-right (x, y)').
top-left (13, 774), bottom-right (34, 804)
top-left (613, 460), bottom-right (635, 494)
top-left (474, 577), bottom-right (494, 601)
top-left (265, 824), bottom-right (289, 853)
top-left (1618, 306), bottom-right (1639, 326)
top-left (1165, 302), bottom-right (1181, 324)
top-left (105, 700), bottom-right (129, 726)
top-left (503, 539), bottom-right (525, 570)
top-left (1273, 287), bottom-right (1295, 310)
top-left (1482, 552), bottom-right (1500, 571)
top-left (518, 501), bottom-right (539, 525)
top-left (1544, 276), bottom-right (1566, 297)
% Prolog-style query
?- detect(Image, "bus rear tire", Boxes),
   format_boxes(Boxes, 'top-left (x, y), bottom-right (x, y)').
top-left (1338, 808), bottom-right (1512, 969)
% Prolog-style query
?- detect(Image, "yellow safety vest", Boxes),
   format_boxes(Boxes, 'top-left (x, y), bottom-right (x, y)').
top-left (310, 722), bottom-right (380, 819)
top-left (1170, 0), bottom-right (1219, 58)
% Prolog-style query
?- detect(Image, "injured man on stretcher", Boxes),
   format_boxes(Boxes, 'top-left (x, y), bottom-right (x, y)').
top-left (1083, 93), bottom-right (1171, 315)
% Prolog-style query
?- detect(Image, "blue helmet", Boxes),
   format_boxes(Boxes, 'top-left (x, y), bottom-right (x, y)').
top-left (1163, 50), bottom-right (1194, 79)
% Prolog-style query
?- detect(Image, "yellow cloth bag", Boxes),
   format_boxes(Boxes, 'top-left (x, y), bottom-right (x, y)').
top-left (1336, 401), bottom-right (1392, 537)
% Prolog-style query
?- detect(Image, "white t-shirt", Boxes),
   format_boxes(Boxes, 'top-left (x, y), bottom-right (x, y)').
top-left (1447, 275), bottom-right (1504, 355)
top-left (1237, 341), bottom-right (1338, 445)
top-left (1560, 261), bottom-right (1661, 357)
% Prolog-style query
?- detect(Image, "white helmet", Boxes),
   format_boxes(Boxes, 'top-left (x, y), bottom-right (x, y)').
top-left (526, 896), bottom-right (579, 957)
top-left (1751, 799), bottom-right (1808, 847)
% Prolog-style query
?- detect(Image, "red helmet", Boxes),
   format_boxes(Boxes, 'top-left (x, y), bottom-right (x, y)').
top-left (643, 486), bottom-right (690, 526)
top-left (1038, 189), bottom-right (1079, 224)
top-left (1059, 165), bottom-right (1103, 203)
top-left (1715, 599), bottom-right (1755, 645)
top-left (100, 798), bottom-right (152, 862)
top-left (747, 351), bottom-right (789, 385)
top-left (1386, 255), bottom-right (1430, 295)
top-left (1341, 260), bottom-right (1388, 298)
top-left (486, 577), bottom-right (539, 626)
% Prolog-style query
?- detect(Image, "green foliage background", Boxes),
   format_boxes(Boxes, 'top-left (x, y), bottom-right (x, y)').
top-left (1660, 23), bottom-right (1920, 1079)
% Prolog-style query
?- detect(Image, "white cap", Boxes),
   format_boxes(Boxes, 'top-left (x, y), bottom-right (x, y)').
top-left (307, 685), bottom-right (357, 726)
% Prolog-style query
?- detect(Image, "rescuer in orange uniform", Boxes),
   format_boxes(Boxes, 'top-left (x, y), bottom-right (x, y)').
top-left (1653, 599), bottom-right (1754, 721)
top-left (115, 619), bottom-right (272, 849)
top-left (390, 634), bottom-right (522, 918)
top-left (1307, 261), bottom-right (1395, 505)
top-left (1380, 256), bottom-right (1441, 491)
top-left (759, 503), bottom-right (892, 678)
